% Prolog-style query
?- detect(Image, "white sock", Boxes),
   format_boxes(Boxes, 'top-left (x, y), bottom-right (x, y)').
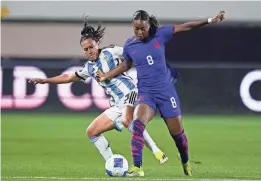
top-left (143, 129), bottom-right (161, 154)
top-left (128, 123), bottom-right (161, 154)
top-left (90, 135), bottom-right (113, 161)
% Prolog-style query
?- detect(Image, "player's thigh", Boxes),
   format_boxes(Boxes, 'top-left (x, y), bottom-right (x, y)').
top-left (134, 104), bottom-right (155, 125)
top-left (157, 87), bottom-right (183, 134)
top-left (121, 89), bottom-right (138, 127)
top-left (86, 113), bottom-right (115, 138)
top-left (164, 116), bottom-right (184, 135)
top-left (158, 86), bottom-right (182, 119)
top-left (134, 92), bottom-right (156, 125)
top-left (104, 105), bottom-right (125, 132)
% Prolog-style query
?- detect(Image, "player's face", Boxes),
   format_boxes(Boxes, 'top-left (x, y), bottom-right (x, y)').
top-left (81, 39), bottom-right (99, 61)
top-left (132, 20), bottom-right (150, 40)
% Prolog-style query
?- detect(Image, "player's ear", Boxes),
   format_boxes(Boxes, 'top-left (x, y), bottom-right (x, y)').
top-left (95, 41), bottom-right (100, 49)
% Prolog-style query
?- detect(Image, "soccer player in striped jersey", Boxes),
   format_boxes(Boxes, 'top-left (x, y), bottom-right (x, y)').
top-left (28, 17), bottom-right (168, 167)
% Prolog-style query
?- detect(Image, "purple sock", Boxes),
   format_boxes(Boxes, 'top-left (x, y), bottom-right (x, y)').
top-left (172, 130), bottom-right (189, 164)
top-left (131, 120), bottom-right (145, 168)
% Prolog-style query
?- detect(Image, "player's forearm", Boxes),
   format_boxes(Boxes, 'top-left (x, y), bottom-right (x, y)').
top-left (104, 62), bottom-right (130, 79)
top-left (45, 74), bottom-right (78, 84)
top-left (175, 11), bottom-right (225, 33)
top-left (175, 19), bottom-right (208, 32)
top-left (182, 20), bottom-right (208, 29)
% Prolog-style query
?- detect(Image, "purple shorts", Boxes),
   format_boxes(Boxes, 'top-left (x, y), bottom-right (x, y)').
top-left (135, 85), bottom-right (182, 118)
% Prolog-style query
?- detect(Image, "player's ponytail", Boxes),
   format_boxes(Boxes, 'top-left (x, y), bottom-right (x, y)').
top-left (133, 10), bottom-right (160, 37)
top-left (149, 15), bottom-right (160, 36)
top-left (80, 16), bottom-right (106, 44)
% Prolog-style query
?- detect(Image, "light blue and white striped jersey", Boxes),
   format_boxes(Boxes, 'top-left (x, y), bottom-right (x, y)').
top-left (75, 46), bottom-right (136, 105)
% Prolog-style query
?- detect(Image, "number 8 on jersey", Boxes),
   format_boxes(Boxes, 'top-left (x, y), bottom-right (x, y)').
top-left (146, 55), bottom-right (154, 65)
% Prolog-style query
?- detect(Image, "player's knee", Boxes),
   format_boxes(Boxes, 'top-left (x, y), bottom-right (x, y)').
top-left (165, 116), bottom-right (183, 135)
top-left (122, 115), bottom-right (133, 128)
top-left (122, 119), bottom-right (129, 128)
top-left (86, 125), bottom-right (97, 138)
top-left (133, 104), bottom-right (154, 125)
top-left (169, 128), bottom-right (183, 136)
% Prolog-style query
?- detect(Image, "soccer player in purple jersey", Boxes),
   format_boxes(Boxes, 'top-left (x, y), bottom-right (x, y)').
top-left (97, 10), bottom-right (225, 176)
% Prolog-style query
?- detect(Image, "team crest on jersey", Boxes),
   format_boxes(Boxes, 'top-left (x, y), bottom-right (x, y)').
top-left (154, 41), bottom-right (160, 49)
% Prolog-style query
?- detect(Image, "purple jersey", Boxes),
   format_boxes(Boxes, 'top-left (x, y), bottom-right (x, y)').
top-left (166, 63), bottom-right (178, 85)
top-left (123, 25), bottom-right (174, 92)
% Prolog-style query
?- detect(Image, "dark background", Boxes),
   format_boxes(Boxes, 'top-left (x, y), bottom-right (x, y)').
top-left (1, 58), bottom-right (260, 114)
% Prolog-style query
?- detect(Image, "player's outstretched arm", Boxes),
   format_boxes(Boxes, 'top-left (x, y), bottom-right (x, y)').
top-left (96, 60), bottom-right (132, 81)
top-left (174, 11), bottom-right (225, 33)
top-left (28, 73), bottom-right (80, 85)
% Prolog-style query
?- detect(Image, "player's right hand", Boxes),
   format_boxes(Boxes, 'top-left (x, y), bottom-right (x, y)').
top-left (212, 11), bottom-right (225, 23)
top-left (28, 78), bottom-right (46, 85)
top-left (96, 69), bottom-right (107, 82)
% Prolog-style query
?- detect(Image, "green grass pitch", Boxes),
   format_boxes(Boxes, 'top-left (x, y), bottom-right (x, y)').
top-left (1, 113), bottom-right (261, 181)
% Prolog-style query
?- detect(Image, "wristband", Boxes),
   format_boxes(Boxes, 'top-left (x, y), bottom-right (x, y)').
top-left (208, 18), bottom-right (213, 24)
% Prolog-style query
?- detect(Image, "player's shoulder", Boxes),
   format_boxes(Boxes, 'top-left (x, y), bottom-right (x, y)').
top-left (82, 61), bottom-right (90, 69)
top-left (156, 25), bottom-right (174, 33)
top-left (124, 36), bottom-right (137, 47)
top-left (158, 25), bottom-right (174, 30)
top-left (100, 45), bottom-right (123, 60)
top-left (77, 61), bottom-right (90, 74)
top-left (101, 45), bottom-right (123, 54)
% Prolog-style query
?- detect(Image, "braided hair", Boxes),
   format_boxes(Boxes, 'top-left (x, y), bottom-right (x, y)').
top-left (80, 16), bottom-right (106, 44)
top-left (132, 10), bottom-right (160, 36)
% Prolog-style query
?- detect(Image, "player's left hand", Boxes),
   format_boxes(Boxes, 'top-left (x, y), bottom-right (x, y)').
top-left (96, 69), bottom-right (107, 82)
top-left (212, 11), bottom-right (225, 23)
top-left (28, 78), bottom-right (46, 84)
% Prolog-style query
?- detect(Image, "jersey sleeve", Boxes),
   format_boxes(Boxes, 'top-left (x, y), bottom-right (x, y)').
top-left (109, 46), bottom-right (124, 59)
top-left (75, 63), bottom-right (90, 80)
top-left (158, 25), bottom-right (174, 43)
top-left (113, 46), bottom-right (126, 63)
top-left (102, 46), bottom-right (125, 66)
